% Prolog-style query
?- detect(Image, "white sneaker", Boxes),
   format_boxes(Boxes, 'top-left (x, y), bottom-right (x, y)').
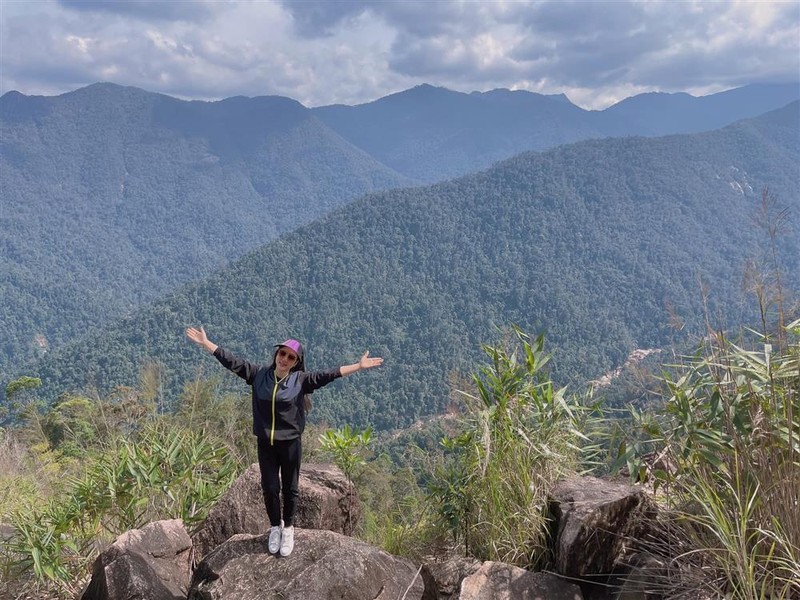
top-left (268, 521), bottom-right (282, 554)
top-left (279, 525), bottom-right (294, 556)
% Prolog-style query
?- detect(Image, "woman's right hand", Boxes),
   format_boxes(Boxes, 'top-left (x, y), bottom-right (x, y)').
top-left (186, 326), bottom-right (217, 353)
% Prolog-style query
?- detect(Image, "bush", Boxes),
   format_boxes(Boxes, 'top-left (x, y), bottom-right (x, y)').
top-left (427, 327), bottom-right (603, 568)
top-left (617, 318), bottom-right (800, 598)
top-left (1, 423), bottom-right (239, 594)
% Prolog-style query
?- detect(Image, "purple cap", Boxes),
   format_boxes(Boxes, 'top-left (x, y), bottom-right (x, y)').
top-left (275, 339), bottom-right (303, 359)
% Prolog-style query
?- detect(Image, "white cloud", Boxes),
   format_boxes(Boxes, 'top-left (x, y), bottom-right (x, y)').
top-left (1, 0), bottom-right (797, 108)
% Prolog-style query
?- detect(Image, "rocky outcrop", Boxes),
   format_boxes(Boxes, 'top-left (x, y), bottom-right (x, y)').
top-left (191, 462), bottom-right (360, 559)
top-left (295, 462), bottom-right (363, 535)
top-left (548, 475), bottom-right (657, 587)
top-left (188, 529), bottom-right (425, 600)
top-left (78, 473), bottom-right (660, 600)
top-left (459, 561), bottom-right (584, 600)
top-left (81, 519), bottom-right (192, 600)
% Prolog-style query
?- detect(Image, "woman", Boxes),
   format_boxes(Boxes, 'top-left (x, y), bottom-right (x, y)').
top-left (185, 326), bottom-right (383, 557)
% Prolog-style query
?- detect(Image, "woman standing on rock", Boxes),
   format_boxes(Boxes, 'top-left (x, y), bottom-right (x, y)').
top-left (185, 326), bottom-right (383, 557)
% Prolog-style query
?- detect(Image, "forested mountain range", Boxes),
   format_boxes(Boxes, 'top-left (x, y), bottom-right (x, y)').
top-left (14, 103), bottom-right (799, 430)
top-left (312, 82), bottom-right (800, 181)
top-left (1, 82), bottom-right (796, 384)
top-left (0, 83), bottom-right (410, 378)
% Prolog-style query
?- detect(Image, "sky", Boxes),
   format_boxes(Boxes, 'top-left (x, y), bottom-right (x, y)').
top-left (1, 0), bottom-right (798, 110)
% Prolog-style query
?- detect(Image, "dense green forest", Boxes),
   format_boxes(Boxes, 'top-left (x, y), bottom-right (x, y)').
top-left (0, 83), bottom-right (410, 378)
top-left (9, 102), bottom-right (798, 431)
top-left (2, 83), bottom-right (797, 385)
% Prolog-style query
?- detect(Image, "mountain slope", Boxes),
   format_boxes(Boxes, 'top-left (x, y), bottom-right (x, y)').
top-left (19, 104), bottom-right (799, 430)
top-left (603, 82), bottom-right (800, 136)
top-left (0, 83), bottom-right (410, 375)
top-left (313, 84), bottom-right (603, 182)
top-left (3, 82), bottom-right (796, 378)
top-left (313, 82), bottom-right (799, 182)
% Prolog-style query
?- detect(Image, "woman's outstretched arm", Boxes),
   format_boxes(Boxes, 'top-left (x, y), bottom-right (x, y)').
top-left (339, 351), bottom-right (384, 377)
top-left (186, 326), bottom-right (259, 384)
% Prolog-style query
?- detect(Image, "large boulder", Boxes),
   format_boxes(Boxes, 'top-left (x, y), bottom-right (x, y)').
top-left (459, 561), bottom-right (584, 600)
top-left (421, 554), bottom-right (481, 599)
top-left (81, 519), bottom-right (192, 600)
top-left (188, 529), bottom-right (425, 600)
top-left (295, 462), bottom-right (363, 535)
top-left (191, 462), bottom-right (361, 558)
top-left (548, 476), bottom-right (656, 582)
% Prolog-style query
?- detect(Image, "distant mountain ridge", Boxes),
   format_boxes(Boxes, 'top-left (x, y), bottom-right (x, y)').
top-left (17, 104), bottom-right (799, 430)
top-left (312, 84), bottom-right (600, 182)
top-left (1, 81), bottom-right (797, 382)
top-left (603, 83), bottom-right (800, 135)
top-left (313, 82), bottom-right (800, 181)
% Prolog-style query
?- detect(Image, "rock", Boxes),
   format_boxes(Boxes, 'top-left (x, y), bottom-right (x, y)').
top-left (459, 561), bottom-right (584, 600)
top-left (188, 528), bottom-right (424, 600)
top-left (295, 462), bottom-right (363, 536)
top-left (421, 554), bottom-right (481, 599)
top-left (0, 523), bottom-right (14, 542)
top-left (81, 519), bottom-right (192, 600)
top-left (549, 476), bottom-right (656, 581)
top-left (191, 462), bottom-right (361, 559)
top-left (614, 552), bottom-right (668, 600)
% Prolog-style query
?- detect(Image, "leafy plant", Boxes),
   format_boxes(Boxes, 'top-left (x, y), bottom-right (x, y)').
top-left (616, 319), bottom-right (800, 598)
top-left (1, 423), bottom-right (239, 589)
top-left (428, 326), bottom-right (604, 568)
top-left (319, 424), bottom-right (373, 534)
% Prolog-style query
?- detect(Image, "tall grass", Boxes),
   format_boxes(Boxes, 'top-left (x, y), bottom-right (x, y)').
top-left (427, 326), bottom-right (603, 568)
top-left (618, 319), bottom-right (800, 598)
top-left (1, 423), bottom-right (239, 597)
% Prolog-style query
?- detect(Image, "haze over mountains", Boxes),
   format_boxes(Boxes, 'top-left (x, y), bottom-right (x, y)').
top-left (313, 82), bottom-right (800, 181)
top-left (11, 100), bottom-right (799, 429)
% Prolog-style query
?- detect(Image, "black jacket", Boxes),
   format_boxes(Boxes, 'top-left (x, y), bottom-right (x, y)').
top-left (214, 347), bottom-right (341, 443)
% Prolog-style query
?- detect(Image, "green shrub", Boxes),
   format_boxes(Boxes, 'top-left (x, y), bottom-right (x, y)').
top-left (427, 326), bottom-right (603, 568)
top-left (1, 423), bottom-right (239, 590)
top-left (617, 319), bottom-right (800, 598)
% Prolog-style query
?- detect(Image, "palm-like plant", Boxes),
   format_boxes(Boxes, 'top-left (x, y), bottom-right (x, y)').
top-left (428, 326), bottom-right (603, 568)
top-left (617, 319), bottom-right (800, 598)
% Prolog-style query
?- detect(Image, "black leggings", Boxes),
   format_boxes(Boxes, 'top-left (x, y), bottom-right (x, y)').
top-left (257, 436), bottom-right (302, 527)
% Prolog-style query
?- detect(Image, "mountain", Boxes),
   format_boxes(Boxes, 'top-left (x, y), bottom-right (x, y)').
top-left (2, 81), bottom-right (797, 387)
top-left (0, 83), bottom-right (410, 377)
top-left (312, 84), bottom-right (603, 182)
top-left (18, 104), bottom-right (799, 430)
top-left (312, 82), bottom-right (799, 181)
top-left (602, 82), bottom-right (800, 136)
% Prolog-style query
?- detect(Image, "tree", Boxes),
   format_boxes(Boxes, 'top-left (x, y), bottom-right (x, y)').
top-left (319, 424), bottom-right (373, 534)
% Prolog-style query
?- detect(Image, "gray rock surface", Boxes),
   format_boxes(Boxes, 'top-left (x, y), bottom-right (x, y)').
top-left (421, 554), bottom-right (481, 599)
top-left (191, 462), bottom-right (360, 559)
top-left (459, 561), bottom-right (583, 600)
top-left (189, 528), bottom-right (424, 600)
top-left (81, 519), bottom-right (192, 600)
top-left (549, 476), bottom-right (656, 580)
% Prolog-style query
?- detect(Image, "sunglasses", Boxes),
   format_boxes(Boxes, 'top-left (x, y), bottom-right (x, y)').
top-left (277, 348), bottom-right (299, 362)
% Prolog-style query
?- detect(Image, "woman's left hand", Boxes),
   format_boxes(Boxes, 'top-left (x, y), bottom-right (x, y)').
top-left (359, 351), bottom-right (384, 370)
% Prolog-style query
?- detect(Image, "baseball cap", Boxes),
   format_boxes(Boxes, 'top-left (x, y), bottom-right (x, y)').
top-left (275, 339), bottom-right (303, 359)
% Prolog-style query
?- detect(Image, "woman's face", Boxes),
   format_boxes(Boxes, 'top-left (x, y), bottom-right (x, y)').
top-left (275, 346), bottom-right (299, 375)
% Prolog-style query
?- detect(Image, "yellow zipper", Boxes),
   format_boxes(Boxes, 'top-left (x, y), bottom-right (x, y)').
top-left (271, 377), bottom-right (278, 445)
top-left (271, 373), bottom-right (287, 445)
